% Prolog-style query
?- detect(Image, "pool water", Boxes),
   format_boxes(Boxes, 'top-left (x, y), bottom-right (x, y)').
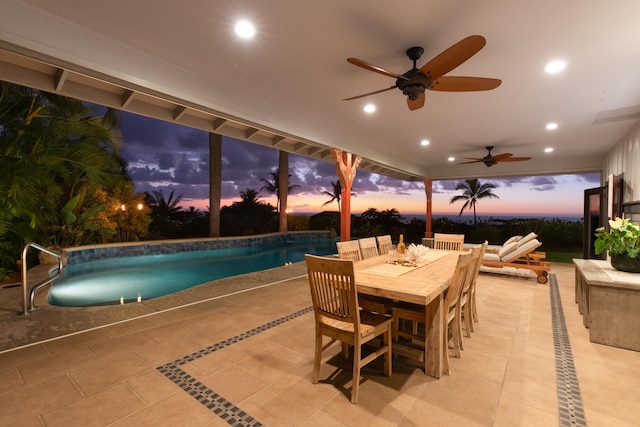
top-left (49, 238), bottom-right (337, 307)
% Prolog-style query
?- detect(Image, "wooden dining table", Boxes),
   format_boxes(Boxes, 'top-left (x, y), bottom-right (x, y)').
top-left (353, 249), bottom-right (461, 378)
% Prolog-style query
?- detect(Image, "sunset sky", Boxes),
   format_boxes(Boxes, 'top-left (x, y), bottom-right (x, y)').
top-left (120, 112), bottom-right (600, 219)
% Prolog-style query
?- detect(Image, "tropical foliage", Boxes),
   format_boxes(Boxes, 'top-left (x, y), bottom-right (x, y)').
top-left (0, 82), bottom-right (132, 273)
top-left (220, 188), bottom-right (277, 235)
top-left (594, 217), bottom-right (640, 259)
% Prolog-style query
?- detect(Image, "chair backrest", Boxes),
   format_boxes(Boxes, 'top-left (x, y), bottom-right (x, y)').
top-left (376, 235), bottom-right (393, 254)
top-left (444, 251), bottom-right (473, 312)
top-left (336, 240), bottom-right (362, 261)
top-left (358, 237), bottom-right (379, 259)
top-left (461, 242), bottom-right (486, 295)
top-left (434, 233), bottom-right (465, 251)
top-left (305, 254), bottom-right (360, 326)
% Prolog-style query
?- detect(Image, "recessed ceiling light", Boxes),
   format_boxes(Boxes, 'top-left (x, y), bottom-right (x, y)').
top-left (364, 104), bottom-right (376, 113)
top-left (421, 139), bottom-right (430, 146)
top-left (546, 122), bottom-right (558, 130)
top-left (545, 60), bottom-right (567, 74)
top-left (235, 20), bottom-right (256, 39)
top-left (448, 157), bottom-right (455, 162)
top-left (544, 147), bottom-right (554, 153)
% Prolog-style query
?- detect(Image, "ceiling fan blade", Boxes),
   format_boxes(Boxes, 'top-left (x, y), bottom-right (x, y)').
top-left (343, 86), bottom-right (396, 101)
top-left (458, 159), bottom-right (483, 164)
top-left (347, 58), bottom-right (409, 81)
top-left (492, 153), bottom-right (514, 160)
top-left (428, 76), bottom-right (502, 92)
top-left (407, 93), bottom-right (425, 111)
top-left (419, 35), bottom-right (486, 80)
top-left (497, 156), bottom-right (532, 162)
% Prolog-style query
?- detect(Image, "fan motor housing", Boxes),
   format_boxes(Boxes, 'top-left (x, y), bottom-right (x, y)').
top-left (396, 70), bottom-right (430, 100)
top-left (482, 156), bottom-right (497, 167)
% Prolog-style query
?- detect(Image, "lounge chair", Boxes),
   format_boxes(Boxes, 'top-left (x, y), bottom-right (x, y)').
top-left (481, 234), bottom-right (550, 283)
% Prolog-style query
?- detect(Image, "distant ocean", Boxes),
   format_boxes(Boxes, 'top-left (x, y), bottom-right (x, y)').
top-left (400, 213), bottom-right (583, 223)
top-left (300, 212), bottom-right (583, 223)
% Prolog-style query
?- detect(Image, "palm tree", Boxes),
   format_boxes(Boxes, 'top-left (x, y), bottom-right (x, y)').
top-left (322, 180), bottom-right (344, 212)
top-left (449, 178), bottom-right (499, 226)
top-left (146, 190), bottom-right (184, 218)
top-left (259, 168), bottom-right (300, 212)
top-left (239, 188), bottom-right (262, 204)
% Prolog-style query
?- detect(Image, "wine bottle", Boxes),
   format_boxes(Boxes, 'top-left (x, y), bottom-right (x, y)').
top-left (397, 234), bottom-right (406, 263)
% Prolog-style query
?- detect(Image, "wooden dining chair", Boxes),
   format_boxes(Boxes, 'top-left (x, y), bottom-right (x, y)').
top-left (457, 242), bottom-right (487, 347)
top-left (358, 237), bottom-right (379, 259)
top-left (336, 240), bottom-right (390, 314)
top-left (467, 241), bottom-right (488, 332)
top-left (391, 250), bottom-right (472, 375)
top-left (336, 240), bottom-right (362, 261)
top-left (305, 254), bottom-right (392, 404)
top-left (434, 233), bottom-right (465, 251)
top-left (376, 235), bottom-right (393, 254)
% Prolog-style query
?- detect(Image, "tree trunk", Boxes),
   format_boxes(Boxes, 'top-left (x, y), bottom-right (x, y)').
top-left (209, 133), bottom-right (222, 237)
top-left (278, 151), bottom-right (288, 232)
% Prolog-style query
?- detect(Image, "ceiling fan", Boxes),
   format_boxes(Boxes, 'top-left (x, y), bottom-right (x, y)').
top-left (344, 35), bottom-right (501, 111)
top-left (460, 146), bottom-right (532, 167)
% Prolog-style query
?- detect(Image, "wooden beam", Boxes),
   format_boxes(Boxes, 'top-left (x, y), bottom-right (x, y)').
top-left (245, 127), bottom-right (259, 139)
top-left (307, 146), bottom-right (321, 156)
top-left (54, 69), bottom-right (68, 92)
top-left (213, 117), bottom-right (227, 131)
top-left (173, 105), bottom-right (187, 121)
top-left (121, 89), bottom-right (135, 109)
top-left (271, 135), bottom-right (285, 147)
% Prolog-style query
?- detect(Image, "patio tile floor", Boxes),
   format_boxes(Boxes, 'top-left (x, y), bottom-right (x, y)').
top-left (0, 262), bottom-right (639, 426)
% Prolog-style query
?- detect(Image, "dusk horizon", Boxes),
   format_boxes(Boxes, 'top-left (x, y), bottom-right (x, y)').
top-left (120, 111), bottom-right (600, 219)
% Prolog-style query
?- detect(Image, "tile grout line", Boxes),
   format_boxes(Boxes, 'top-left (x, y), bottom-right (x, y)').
top-left (156, 306), bottom-right (313, 426)
top-left (549, 274), bottom-right (587, 427)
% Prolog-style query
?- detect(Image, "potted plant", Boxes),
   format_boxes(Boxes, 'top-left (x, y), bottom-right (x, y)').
top-left (594, 217), bottom-right (640, 272)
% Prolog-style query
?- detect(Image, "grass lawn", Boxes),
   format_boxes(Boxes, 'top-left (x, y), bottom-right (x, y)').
top-left (544, 248), bottom-right (583, 263)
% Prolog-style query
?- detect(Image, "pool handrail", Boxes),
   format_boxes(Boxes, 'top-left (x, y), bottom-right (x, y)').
top-left (21, 242), bottom-right (63, 315)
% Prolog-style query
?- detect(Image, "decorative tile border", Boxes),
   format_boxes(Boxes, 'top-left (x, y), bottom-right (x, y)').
top-left (156, 274), bottom-right (587, 426)
top-left (549, 274), bottom-right (588, 427)
top-left (157, 306), bottom-right (313, 426)
top-left (66, 231), bottom-right (331, 264)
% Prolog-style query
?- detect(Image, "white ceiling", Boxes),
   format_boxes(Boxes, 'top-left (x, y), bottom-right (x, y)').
top-left (1, 0), bottom-right (640, 181)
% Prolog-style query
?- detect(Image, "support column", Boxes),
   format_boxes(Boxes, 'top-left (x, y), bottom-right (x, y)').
top-left (331, 149), bottom-right (361, 241)
top-left (278, 151), bottom-right (288, 232)
top-left (208, 133), bottom-right (222, 237)
top-left (423, 178), bottom-right (433, 238)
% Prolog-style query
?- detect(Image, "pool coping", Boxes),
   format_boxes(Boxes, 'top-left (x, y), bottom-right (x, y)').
top-left (0, 261), bottom-right (309, 353)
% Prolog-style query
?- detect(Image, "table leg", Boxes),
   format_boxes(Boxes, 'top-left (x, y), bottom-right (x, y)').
top-left (423, 293), bottom-right (443, 378)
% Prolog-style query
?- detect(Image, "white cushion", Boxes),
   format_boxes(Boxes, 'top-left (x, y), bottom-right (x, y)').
top-left (503, 235), bottom-right (522, 246)
top-left (501, 239), bottom-right (541, 262)
top-left (517, 232), bottom-right (538, 247)
top-left (498, 241), bottom-right (519, 258)
top-left (483, 252), bottom-right (501, 262)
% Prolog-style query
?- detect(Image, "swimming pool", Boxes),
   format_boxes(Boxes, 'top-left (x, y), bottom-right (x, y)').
top-left (49, 234), bottom-right (337, 307)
